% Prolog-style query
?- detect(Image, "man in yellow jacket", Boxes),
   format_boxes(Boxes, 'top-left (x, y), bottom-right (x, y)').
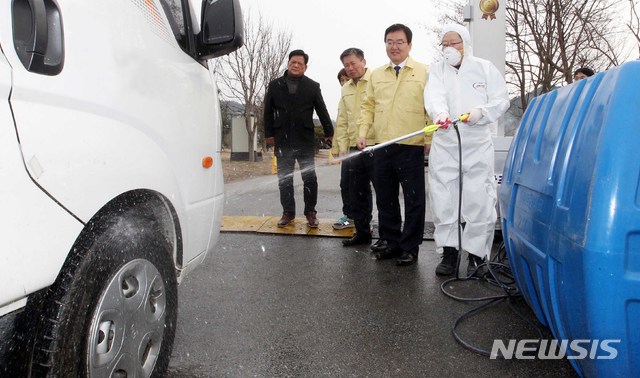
top-left (357, 24), bottom-right (429, 266)
top-left (334, 47), bottom-right (381, 248)
top-left (331, 68), bottom-right (356, 231)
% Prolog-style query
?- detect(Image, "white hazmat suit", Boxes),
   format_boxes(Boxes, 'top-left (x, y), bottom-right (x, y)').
top-left (424, 24), bottom-right (509, 259)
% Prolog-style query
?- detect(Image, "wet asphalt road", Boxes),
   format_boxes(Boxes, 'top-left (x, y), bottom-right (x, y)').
top-left (167, 163), bottom-right (578, 377)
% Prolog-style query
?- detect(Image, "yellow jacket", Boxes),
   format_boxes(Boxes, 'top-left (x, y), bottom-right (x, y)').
top-left (358, 56), bottom-right (431, 146)
top-left (334, 69), bottom-right (375, 153)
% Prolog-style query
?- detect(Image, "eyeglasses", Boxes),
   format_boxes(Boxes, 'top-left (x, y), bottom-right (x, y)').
top-left (440, 40), bottom-right (463, 48)
top-left (385, 40), bottom-right (407, 47)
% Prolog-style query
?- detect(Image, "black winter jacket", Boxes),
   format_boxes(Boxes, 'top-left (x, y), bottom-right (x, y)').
top-left (263, 72), bottom-right (334, 150)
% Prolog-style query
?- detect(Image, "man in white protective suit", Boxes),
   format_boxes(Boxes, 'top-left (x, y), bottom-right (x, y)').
top-left (424, 23), bottom-right (509, 277)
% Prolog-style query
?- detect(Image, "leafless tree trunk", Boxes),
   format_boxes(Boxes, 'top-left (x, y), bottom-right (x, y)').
top-left (214, 11), bottom-right (291, 162)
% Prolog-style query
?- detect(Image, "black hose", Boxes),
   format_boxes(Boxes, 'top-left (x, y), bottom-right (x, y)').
top-left (438, 122), bottom-right (545, 358)
top-left (454, 121), bottom-right (464, 280)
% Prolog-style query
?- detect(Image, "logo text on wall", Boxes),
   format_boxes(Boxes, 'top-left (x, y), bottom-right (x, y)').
top-left (490, 339), bottom-right (620, 360)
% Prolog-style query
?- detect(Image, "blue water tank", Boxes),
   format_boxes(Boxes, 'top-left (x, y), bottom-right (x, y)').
top-left (500, 61), bottom-right (640, 378)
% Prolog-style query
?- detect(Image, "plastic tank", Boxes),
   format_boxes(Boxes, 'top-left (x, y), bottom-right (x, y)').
top-left (499, 61), bottom-right (640, 378)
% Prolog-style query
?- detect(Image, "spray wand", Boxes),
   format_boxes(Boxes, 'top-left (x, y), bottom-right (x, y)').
top-left (361, 113), bottom-right (470, 154)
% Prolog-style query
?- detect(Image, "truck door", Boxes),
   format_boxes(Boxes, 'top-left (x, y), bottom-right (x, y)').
top-left (0, 47), bottom-right (81, 314)
top-left (1, 0), bottom-right (220, 265)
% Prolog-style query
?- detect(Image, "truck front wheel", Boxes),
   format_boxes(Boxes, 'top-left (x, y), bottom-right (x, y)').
top-left (29, 212), bottom-right (177, 377)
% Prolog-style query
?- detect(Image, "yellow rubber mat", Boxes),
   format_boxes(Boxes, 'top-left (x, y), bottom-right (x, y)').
top-left (221, 216), bottom-right (354, 238)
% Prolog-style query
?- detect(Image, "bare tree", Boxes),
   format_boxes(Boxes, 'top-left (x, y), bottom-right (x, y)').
top-left (628, 0), bottom-right (640, 58)
top-left (417, 1), bottom-right (467, 63)
top-left (505, 0), bottom-right (629, 112)
top-left (214, 11), bottom-right (291, 162)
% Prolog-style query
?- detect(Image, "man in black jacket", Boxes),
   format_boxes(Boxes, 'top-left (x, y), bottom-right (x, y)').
top-left (264, 50), bottom-right (334, 228)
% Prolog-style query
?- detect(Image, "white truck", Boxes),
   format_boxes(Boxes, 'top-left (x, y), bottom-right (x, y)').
top-left (0, 0), bottom-right (242, 376)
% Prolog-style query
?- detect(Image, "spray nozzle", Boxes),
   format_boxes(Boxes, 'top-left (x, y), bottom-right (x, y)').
top-left (458, 113), bottom-right (470, 123)
top-left (423, 113), bottom-right (472, 134)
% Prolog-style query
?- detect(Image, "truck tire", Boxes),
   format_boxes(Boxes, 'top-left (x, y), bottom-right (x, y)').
top-left (29, 211), bottom-right (177, 377)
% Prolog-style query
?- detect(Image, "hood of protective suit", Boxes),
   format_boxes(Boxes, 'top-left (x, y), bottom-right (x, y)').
top-left (441, 23), bottom-right (473, 58)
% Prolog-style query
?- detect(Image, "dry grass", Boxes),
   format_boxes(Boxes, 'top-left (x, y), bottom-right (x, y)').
top-left (220, 150), bottom-right (275, 183)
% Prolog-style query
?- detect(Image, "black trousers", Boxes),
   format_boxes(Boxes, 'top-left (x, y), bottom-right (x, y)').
top-left (348, 149), bottom-right (376, 235)
top-left (276, 148), bottom-right (317, 215)
top-left (373, 144), bottom-right (425, 253)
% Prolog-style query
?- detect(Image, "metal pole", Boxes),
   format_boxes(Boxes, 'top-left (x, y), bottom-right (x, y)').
top-left (361, 128), bottom-right (427, 154)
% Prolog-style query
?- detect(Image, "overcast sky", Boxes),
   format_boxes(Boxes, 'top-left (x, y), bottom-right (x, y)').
top-left (237, 0), bottom-right (443, 120)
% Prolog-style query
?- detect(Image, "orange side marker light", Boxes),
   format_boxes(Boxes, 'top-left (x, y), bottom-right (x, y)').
top-left (202, 156), bottom-right (214, 169)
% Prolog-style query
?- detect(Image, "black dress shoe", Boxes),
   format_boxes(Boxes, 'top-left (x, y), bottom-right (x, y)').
top-left (342, 233), bottom-right (372, 247)
top-left (374, 248), bottom-right (401, 260)
top-left (396, 251), bottom-right (418, 266)
top-left (370, 239), bottom-right (388, 252)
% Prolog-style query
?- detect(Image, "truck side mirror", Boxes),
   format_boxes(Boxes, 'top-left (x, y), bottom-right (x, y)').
top-left (198, 0), bottom-right (244, 60)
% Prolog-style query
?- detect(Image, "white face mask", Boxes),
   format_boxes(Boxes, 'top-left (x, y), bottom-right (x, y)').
top-left (443, 46), bottom-right (462, 66)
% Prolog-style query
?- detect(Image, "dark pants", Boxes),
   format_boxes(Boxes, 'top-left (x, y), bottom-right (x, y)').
top-left (276, 148), bottom-right (317, 215)
top-left (374, 144), bottom-right (425, 253)
top-left (349, 149), bottom-right (375, 236)
top-left (340, 156), bottom-right (352, 218)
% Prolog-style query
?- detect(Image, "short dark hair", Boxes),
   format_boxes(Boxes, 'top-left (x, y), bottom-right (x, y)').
top-left (339, 47), bottom-right (365, 62)
top-left (574, 67), bottom-right (595, 77)
top-left (337, 68), bottom-right (348, 82)
top-left (384, 24), bottom-right (412, 43)
top-left (289, 49), bottom-right (309, 64)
